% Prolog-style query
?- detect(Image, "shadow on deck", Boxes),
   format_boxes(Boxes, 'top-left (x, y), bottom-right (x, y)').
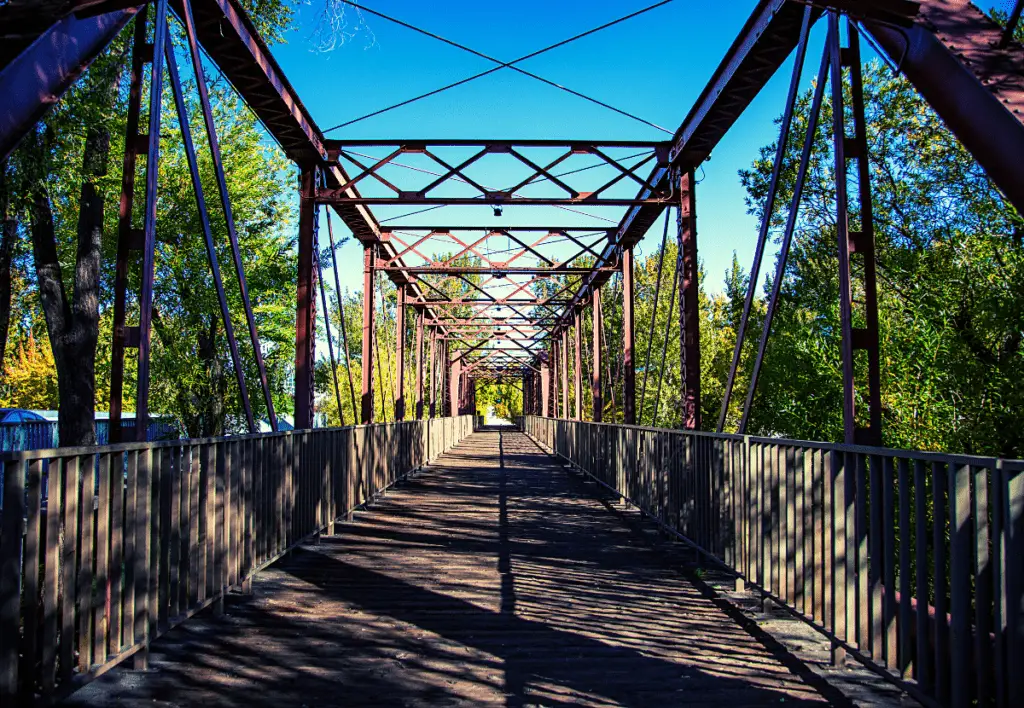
top-left (65, 429), bottom-right (868, 707)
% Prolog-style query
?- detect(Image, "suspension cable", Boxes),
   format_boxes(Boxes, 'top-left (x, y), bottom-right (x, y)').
top-left (324, 209), bottom-right (360, 419)
top-left (325, 0), bottom-right (675, 133)
top-left (638, 209), bottom-right (671, 424)
top-left (652, 244), bottom-right (680, 429)
top-left (314, 242), bottom-right (345, 425)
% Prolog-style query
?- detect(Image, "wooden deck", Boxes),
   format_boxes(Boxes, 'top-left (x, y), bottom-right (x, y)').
top-left (65, 429), bottom-right (862, 707)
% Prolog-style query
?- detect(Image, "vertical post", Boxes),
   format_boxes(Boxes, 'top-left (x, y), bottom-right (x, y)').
top-left (552, 341), bottom-right (560, 418)
top-left (622, 246), bottom-right (636, 424)
top-left (677, 170), bottom-right (701, 430)
top-left (295, 166), bottom-right (317, 431)
top-left (540, 355), bottom-right (551, 418)
top-left (429, 328), bottom-right (437, 418)
top-left (592, 290), bottom-right (603, 422)
top-left (449, 355), bottom-right (461, 417)
top-left (133, 0), bottom-right (170, 440)
top-left (394, 285), bottom-right (406, 421)
top-left (561, 329), bottom-right (569, 418)
top-left (829, 14), bottom-right (882, 445)
top-left (109, 7), bottom-right (150, 443)
top-left (360, 243), bottom-right (375, 424)
top-left (415, 309), bottom-right (425, 419)
top-left (574, 311), bottom-right (582, 420)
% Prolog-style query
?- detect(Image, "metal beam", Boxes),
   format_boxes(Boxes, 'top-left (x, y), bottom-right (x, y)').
top-left (294, 167), bottom-right (317, 430)
top-left (0, 4), bottom-right (141, 162)
top-left (677, 171), bottom-right (700, 430)
top-left (865, 0), bottom-right (1024, 216)
top-left (361, 243), bottom-right (375, 424)
top-left (622, 246), bottom-right (636, 424)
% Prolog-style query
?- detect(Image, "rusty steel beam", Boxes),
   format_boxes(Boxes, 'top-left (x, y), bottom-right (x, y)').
top-left (591, 289), bottom-right (602, 422)
top-left (865, 0), bottom-right (1024, 216)
top-left (0, 4), bottom-right (142, 162)
top-left (677, 171), bottom-right (700, 430)
top-left (294, 167), bottom-right (317, 430)
top-left (621, 246), bottom-right (636, 424)
top-left (361, 243), bottom-right (375, 424)
top-left (394, 284), bottom-right (407, 420)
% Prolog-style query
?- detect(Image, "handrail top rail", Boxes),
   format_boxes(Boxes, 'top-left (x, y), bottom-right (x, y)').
top-left (0, 415), bottom-right (470, 463)
top-left (526, 415), bottom-right (1024, 470)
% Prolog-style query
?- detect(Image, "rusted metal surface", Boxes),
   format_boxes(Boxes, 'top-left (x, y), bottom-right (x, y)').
top-left (866, 0), bottom-right (1024, 216)
top-left (0, 4), bottom-right (141, 162)
top-left (676, 171), bottom-right (700, 431)
top-left (294, 168), bottom-right (317, 431)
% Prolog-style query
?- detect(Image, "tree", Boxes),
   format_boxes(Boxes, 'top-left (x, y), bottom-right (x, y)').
top-left (736, 61), bottom-right (1024, 456)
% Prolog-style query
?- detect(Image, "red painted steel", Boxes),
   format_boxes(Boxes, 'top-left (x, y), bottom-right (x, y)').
top-left (676, 171), bottom-right (700, 430)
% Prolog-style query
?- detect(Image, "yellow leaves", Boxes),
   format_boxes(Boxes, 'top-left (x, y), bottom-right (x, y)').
top-left (0, 332), bottom-right (59, 410)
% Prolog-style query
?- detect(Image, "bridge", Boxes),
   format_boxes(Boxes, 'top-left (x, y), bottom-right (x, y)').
top-left (1, 0), bottom-right (1023, 706)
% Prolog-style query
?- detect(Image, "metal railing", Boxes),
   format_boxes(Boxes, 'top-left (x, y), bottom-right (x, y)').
top-left (0, 415), bottom-right (474, 703)
top-left (0, 420), bottom-right (180, 453)
top-left (525, 415), bottom-right (1024, 708)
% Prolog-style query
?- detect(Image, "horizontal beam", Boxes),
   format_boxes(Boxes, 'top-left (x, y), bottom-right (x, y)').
top-left (317, 195), bottom-right (669, 206)
top-left (384, 266), bottom-right (615, 275)
top-left (326, 139), bottom-right (669, 150)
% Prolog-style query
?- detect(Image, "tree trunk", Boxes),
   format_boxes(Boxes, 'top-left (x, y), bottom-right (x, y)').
top-left (29, 126), bottom-right (106, 447)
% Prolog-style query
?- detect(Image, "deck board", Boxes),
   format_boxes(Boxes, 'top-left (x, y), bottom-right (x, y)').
top-left (66, 429), bottom-right (847, 707)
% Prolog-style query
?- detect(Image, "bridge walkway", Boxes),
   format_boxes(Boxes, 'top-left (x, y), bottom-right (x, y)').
top-left (66, 429), bottom-right (874, 707)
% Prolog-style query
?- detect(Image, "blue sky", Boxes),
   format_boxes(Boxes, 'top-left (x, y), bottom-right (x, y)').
top-left (266, 0), bottom-right (1010, 295)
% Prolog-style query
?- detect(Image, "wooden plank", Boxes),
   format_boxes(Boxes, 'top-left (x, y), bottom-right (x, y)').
top-left (178, 445), bottom-right (189, 613)
top-left (856, 454), bottom-right (869, 652)
top-left (795, 449), bottom-right (807, 614)
top-left (1006, 465), bottom-right (1024, 707)
top-left (93, 454), bottom-right (110, 666)
top-left (147, 448), bottom-right (161, 648)
top-left (214, 442), bottom-right (226, 610)
top-left (972, 464), bottom-right (992, 707)
top-left (189, 445), bottom-right (200, 609)
top-left (882, 457), bottom-right (896, 669)
top-left (933, 461), bottom-right (950, 705)
top-left (897, 458), bottom-right (912, 679)
top-left (0, 459), bottom-right (26, 698)
top-left (108, 453), bottom-right (124, 657)
top-left (158, 448), bottom-right (172, 631)
top-left (815, 449), bottom-right (826, 624)
top-left (784, 446), bottom-right (795, 606)
top-left (869, 454), bottom-right (883, 660)
top-left (831, 450), bottom-right (848, 664)
top-left (913, 459), bottom-right (931, 691)
top-left (77, 453), bottom-right (96, 672)
top-left (60, 456), bottom-right (80, 682)
top-left (42, 455), bottom-right (62, 692)
top-left (201, 443), bottom-right (214, 603)
top-left (948, 461), bottom-right (971, 708)
top-left (131, 449), bottom-right (151, 668)
top-left (20, 460), bottom-right (43, 697)
top-left (167, 446), bottom-right (181, 622)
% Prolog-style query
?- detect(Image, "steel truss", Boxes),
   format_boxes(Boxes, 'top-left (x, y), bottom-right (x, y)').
top-left (2, 0), bottom-right (1023, 445)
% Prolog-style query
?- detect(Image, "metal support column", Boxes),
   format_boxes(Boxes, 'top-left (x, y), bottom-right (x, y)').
top-left (677, 170), bottom-right (701, 430)
top-left (415, 309), bottom-right (425, 419)
top-left (829, 14), bottom-right (882, 445)
top-left (428, 328), bottom-right (437, 418)
top-left (109, 3), bottom-right (169, 442)
top-left (394, 284), bottom-right (407, 420)
top-left (574, 311), bottom-right (583, 420)
top-left (622, 246), bottom-right (636, 424)
top-left (295, 167), bottom-right (317, 431)
top-left (592, 290), bottom-right (603, 422)
top-left (561, 329), bottom-right (569, 418)
top-left (360, 243), bottom-right (375, 424)
top-left (540, 355), bottom-right (551, 418)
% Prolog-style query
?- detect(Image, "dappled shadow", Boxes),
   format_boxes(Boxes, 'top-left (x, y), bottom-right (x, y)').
top-left (65, 431), bottom-right (846, 707)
